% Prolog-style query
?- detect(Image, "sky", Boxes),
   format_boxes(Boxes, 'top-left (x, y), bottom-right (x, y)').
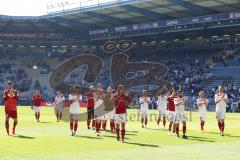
top-left (0, 0), bottom-right (116, 16)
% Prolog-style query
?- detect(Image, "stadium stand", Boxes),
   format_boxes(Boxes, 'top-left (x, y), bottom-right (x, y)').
top-left (0, 0), bottom-right (240, 113)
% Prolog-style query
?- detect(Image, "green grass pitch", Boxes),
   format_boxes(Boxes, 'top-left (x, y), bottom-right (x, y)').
top-left (0, 107), bottom-right (240, 160)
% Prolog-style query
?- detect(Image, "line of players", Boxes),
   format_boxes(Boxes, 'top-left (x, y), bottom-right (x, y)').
top-left (140, 85), bottom-right (228, 138)
top-left (3, 81), bottom-right (132, 143)
top-left (3, 80), bottom-right (228, 142)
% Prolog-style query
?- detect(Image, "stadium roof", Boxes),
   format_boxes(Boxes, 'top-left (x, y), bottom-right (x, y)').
top-left (0, 0), bottom-right (240, 33)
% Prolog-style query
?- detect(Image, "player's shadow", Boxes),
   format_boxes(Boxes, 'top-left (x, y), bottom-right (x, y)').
top-left (39, 122), bottom-right (54, 124)
top-left (206, 131), bottom-right (222, 135)
top-left (145, 128), bottom-right (167, 131)
top-left (206, 132), bottom-right (240, 138)
top-left (185, 136), bottom-right (215, 142)
top-left (104, 130), bottom-right (137, 135)
top-left (104, 135), bottom-right (130, 140)
top-left (76, 135), bottom-right (103, 140)
top-left (126, 130), bottom-right (139, 133)
top-left (125, 141), bottom-right (159, 148)
top-left (125, 133), bottom-right (137, 136)
top-left (13, 135), bottom-right (36, 139)
top-left (224, 134), bottom-right (240, 138)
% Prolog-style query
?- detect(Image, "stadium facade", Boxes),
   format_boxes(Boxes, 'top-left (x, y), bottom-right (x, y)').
top-left (0, 0), bottom-right (240, 112)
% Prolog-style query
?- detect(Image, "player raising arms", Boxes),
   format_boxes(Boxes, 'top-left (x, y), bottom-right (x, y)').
top-left (102, 86), bottom-right (115, 133)
top-left (94, 83), bottom-right (105, 136)
top-left (113, 84), bottom-right (132, 143)
top-left (139, 90), bottom-right (150, 128)
top-left (157, 90), bottom-right (167, 129)
top-left (174, 90), bottom-right (187, 139)
top-left (54, 90), bottom-right (65, 122)
top-left (215, 85), bottom-right (228, 136)
top-left (87, 85), bottom-right (96, 129)
top-left (197, 91), bottom-right (208, 133)
top-left (167, 88), bottom-right (176, 135)
top-left (32, 89), bottom-right (42, 122)
top-left (69, 86), bottom-right (82, 136)
top-left (3, 81), bottom-right (20, 135)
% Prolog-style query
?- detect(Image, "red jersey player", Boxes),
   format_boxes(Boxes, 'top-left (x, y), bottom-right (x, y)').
top-left (87, 85), bottom-right (96, 129)
top-left (32, 89), bottom-right (42, 122)
top-left (3, 81), bottom-right (20, 135)
top-left (167, 88), bottom-right (176, 135)
top-left (113, 84), bottom-right (132, 143)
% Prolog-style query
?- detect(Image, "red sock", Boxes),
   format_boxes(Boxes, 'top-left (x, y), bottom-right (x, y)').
top-left (183, 125), bottom-right (186, 135)
top-left (157, 118), bottom-right (160, 125)
top-left (59, 113), bottom-right (62, 120)
top-left (102, 121), bottom-right (107, 131)
top-left (201, 121), bottom-right (204, 130)
top-left (92, 120), bottom-right (95, 128)
top-left (163, 117), bottom-right (166, 127)
top-left (70, 121), bottom-right (73, 131)
top-left (121, 129), bottom-right (125, 140)
top-left (13, 121), bottom-right (17, 130)
top-left (87, 120), bottom-right (90, 128)
top-left (116, 128), bottom-right (120, 140)
top-left (173, 123), bottom-right (176, 133)
top-left (38, 113), bottom-right (40, 120)
top-left (221, 122), bottom-right (225, 132)
top-left (99, 122), bottom-right (102, 130)
top-left (141, 118), bottom-right (144, 124)
top-left (175, 124), bottom-right (179, 136)
top-left (96, 122), bottom-right (100, 133)
top-left (110, 121), bottom-right (114, 131)
top-left (218, 122), bottom-right (222, 131)
top-left (169, 122), bottom-right (173, 131)
top-left (145, 118), bottom-right (148, 126)
top-left (5, 121), bottom-right (9, 135)
top-left (74, 122), bottom-right (78, 133)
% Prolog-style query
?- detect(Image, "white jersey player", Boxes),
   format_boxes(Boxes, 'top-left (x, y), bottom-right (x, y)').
top-left (214, 86), bottom-right (228, 136)
top-left (54, 91), bottom-right (65, 122)
top-left (94, 83), bottom-right (105, 136)
top-left (139, 90), bottom-right (150, 128)
top-left (197, 91), bottom-right (208, 133)
top-left (157, 92), bottom-right (168, 128)
top-left (174, 90), bottom-right (187, 139)
top-left (69, 87), bottom-right (82, 136)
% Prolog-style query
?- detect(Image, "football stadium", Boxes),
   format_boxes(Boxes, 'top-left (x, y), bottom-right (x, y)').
top-left (0, 0), bottom-right (240, 160)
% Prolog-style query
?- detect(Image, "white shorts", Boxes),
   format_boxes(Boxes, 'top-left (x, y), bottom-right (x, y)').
top-left (115, 113), bottom-right (126, 124)
top-left (103, 110), bottom-right (115, 120)
top-left (216, 109), bottom-right (226, 120)
top-left (140, 110), bottom-right (148, 118)
top-left (158, 108), bottom-right (167, 117)
top-left (94, 113), bottom-right (104, 120)
top-left (33, 106), bottom-right (41, 113)
top-left (174, 112), bottom-right (187, 123)
top-left (199, 109), bottom-right (206, 121)
top-left (168, 111), bottom-right (175, 122)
